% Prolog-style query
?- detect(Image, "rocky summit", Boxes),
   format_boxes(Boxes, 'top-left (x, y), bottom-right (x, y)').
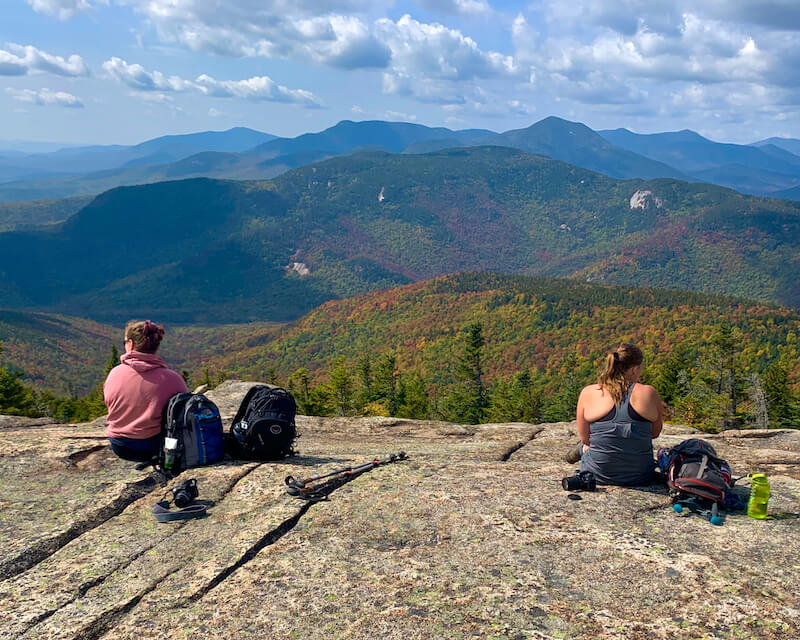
top-left (1, 381), bottom-right (799, 640)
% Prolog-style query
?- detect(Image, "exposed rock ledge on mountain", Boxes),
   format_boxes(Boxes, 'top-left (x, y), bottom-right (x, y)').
top-left (1, 381), bottom-right (799, 640)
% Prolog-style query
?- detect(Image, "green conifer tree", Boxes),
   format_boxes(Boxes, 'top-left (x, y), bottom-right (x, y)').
top-left (356, 355), bottom-right (375, 411)
top-left (328, 358), bottom-right (355, 416)
top-left (710, 322), bottom-right (745, 429)
top-left (652, 341), bottom-right (691, 407)
top-left (444, 323), bottom-right (488, 424)
top-left (762, 360), bottom-right (800, 429)
top-left (396, 373), bottom-right (429, 419)
top-left (104, 344), bottom-right (120, 377)
top-left (374, 352), bottom-right (399, 416)
top-left (0, 341), bottom-right (35, 416)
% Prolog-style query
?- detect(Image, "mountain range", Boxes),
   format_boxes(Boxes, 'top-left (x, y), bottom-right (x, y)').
top-left (2, 118), bottom-right (799, 205)
top-left (1, 146), bottom-right (799, 325)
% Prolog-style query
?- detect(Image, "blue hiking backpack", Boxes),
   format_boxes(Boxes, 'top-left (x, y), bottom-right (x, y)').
top-left (161, 392), bottom-right (225, 473)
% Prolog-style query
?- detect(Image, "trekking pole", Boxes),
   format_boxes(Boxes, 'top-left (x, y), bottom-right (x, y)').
top-left (285, 452), bottom-right (407, 501)
top-left (285, 451), bottom-right (406, 489)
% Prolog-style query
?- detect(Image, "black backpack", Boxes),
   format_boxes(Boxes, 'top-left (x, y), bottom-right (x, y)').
top-left (161, 393), bottom-right (225, 473)
top-left (228, 386), bottom-right (297, 460)
top-left (658, 438), bottom-right (732, 504)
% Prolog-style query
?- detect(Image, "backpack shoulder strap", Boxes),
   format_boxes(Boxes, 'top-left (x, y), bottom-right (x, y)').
top-left (231, 385), bottom-right (268, 426)
top-left (163, 392), bottom-right (191, 436)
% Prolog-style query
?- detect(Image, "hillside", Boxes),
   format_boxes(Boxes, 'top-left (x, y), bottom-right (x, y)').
top-left (0, 311), bottom-right (118, 395)
top-left (2, 388), bottom-right (799, 640)
top-left (1, 147), bottom-right (799, 323)
top-left (0, 309), bottom-right (282, 395)
top-left (5, 273), bottom-right (800, 411)
top-left (0, 195), bottom-right (92, 231)
top-left (192, 273), bottom-right (800, 390)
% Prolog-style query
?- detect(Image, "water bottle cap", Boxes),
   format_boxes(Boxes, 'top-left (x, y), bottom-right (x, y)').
top-left (750, 473), bottom-right (766, 479)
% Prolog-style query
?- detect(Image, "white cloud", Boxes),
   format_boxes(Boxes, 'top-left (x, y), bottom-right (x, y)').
top-left (135, 92), bottom-right (174, 104)
top-left (385, 110), bottom-right (418, 121)
top-left (552, 71), bottom-right (648, 105)
top-left (26, 0), bottom-right (98, 20)
top-left (126, 0), bottom-right (390, 68)
top-left (6, 87), bottom-right (84, 107)
top-left (701, 0), bottom-right (800, 31)
top-left (416, 0), bottom-right (492, 16)
top-left (378, 15), bottom-right (519, 82)
top-left (208, 107), bottom-right (225, 117)
top-left (102, 58), bottom-right (194, 91)
top-left (126, 1), bottom-right (524, 92)
top-left (441, 87), bottom-right (537, 118)
top-left (376, 14), bottom-right (529, 103)
top-left (0, 43), bottom-right (89, 76)
top-left (194, 74), bottom-right (322, 106)
top-left (102, 57), bottom-right (322, 107)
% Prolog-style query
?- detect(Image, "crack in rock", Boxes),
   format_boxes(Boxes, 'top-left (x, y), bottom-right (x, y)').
top-left (186, 460), bottom-right (410, 603)
top-left (13, 537), bottom-right (169, 637)
top-left (0, 475), bottom-right (159, 582)
top-left (187, 501), bottom-right (313, 603)
top-left (61, 445), bottom-right (108, 467)
top-left (500, 427), bottom-right (545, 462)
top-left (70, 566), bottom-right (182, 640)
top-left (16, 463), bottom-right (263, 635)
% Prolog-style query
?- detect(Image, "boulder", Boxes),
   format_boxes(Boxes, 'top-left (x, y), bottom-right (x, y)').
top-left (1, 383), bottom-right (798, 639)
top-left (630, 190), bottom-right (664, 210)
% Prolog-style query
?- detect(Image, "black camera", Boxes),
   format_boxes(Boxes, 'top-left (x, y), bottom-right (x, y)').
top-left (172, 478), bottom-right (199, 507)
top-left (561, 470), bottom-right (596, 492)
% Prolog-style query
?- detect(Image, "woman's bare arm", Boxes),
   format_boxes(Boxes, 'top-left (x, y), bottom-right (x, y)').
top-left (643, 384), bottom-right (664, 438)
top-left (576, 387), bottom-right (592, 446)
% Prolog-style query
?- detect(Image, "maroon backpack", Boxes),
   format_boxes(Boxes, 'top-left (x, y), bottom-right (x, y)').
top-left (659, 439), bottom-right (732, 504)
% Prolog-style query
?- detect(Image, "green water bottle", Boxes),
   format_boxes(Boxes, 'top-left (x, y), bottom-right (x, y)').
top-left (746, 473), bottom-right (770, 519)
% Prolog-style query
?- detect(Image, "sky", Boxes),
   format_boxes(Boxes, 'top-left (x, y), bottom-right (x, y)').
top-left (1, 0), bottom-right (799, 147)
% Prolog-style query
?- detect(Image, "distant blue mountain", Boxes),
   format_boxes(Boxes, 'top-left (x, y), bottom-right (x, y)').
top-left (250, 120), bottom-right (496, 158)
top-left (752, 137), bottom-right (800, 157)
top-left (600, 128), bottom-right (800, 195)
top-left (2, 128), bottom-right (276, 178)
top-left (5, 118), bottom-right (800, 204)
top-left (499, 117), bottom-right (686, 179)
top-left (773, 184), bottom-right (800, 201)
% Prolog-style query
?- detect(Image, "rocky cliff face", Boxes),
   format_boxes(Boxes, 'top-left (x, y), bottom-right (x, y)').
top-left (1, 381), bottom-right (799, 640)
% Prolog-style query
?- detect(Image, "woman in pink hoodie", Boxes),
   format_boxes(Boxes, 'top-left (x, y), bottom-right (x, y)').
top-left (104, 320), bottom-right (188, 462)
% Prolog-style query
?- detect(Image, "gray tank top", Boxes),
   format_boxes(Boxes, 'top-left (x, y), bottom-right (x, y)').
top-left (580, 383), bottom-right (654, 486)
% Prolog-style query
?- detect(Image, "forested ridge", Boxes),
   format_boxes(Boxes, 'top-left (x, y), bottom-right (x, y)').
top-left (5, 274), bottom-right (795, 430)
top-left (180, 273), bottom-right (800, 430)
top-left (1, 147), bottom-right (799, 323)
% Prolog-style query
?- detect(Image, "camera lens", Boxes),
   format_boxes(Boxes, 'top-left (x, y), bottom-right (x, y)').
top-left (174, 489), bottom-right (191, 508)
top-left (562, 476), bottom-right (580, 491)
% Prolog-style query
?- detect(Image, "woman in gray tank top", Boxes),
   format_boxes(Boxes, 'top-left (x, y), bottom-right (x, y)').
top-left (571, 344), bottom-right (664, 486)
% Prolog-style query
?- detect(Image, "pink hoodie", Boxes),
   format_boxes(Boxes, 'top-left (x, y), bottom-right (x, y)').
top-left (104, 351), bottom-right (188, 440)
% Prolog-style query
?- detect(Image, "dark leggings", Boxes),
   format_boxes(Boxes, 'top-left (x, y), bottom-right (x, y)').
top-left (108, 434), bottom-right (161, 462)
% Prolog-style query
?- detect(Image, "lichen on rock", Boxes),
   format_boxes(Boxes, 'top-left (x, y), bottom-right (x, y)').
top-left (1, 382), bottom-right (799, 639)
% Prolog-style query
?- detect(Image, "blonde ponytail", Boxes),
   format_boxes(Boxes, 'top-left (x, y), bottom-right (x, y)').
top-left (597, 343), bottom-right (643, 405)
